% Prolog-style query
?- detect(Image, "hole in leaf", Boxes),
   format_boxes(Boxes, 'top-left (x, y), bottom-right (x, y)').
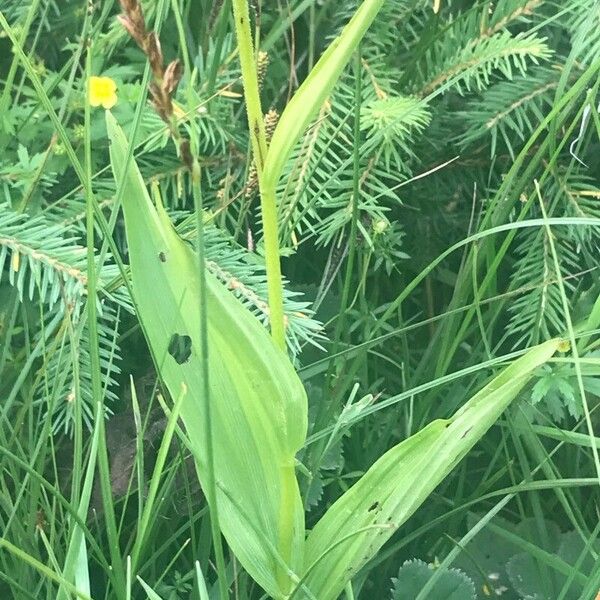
top-left (168, 334), bottom-right (192, 364)
top-left (368, 501), bottom-right (380, 512)
top-left (159, 251), bottom-right (167, 262)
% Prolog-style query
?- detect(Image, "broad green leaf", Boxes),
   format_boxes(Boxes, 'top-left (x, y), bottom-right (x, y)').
top-left (300, 339), bottom-right (560, 600)
top-left (262, 0), bottom-right (386, 195)
top-left (391, 559), bottom-right (476, 600)
top-left (106, 112), bottom-right (308, 599)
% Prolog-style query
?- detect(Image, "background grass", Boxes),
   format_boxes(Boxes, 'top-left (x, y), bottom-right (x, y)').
top-left (1, 0), bottom-right (600, 598)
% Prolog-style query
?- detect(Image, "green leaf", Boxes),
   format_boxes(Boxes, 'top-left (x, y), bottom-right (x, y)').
top-left (299, 339), bottom-right (560, 600)
top-left (531, 365), bottom-right (580, 422)
top-left (106, 111), bottom-right (308, 599)
top-left (391, 559), bottom-right (476, 600)
top-left (262, 0), bottom-right (386, 195)
top-left (137, 577), bottom-right (165, 600)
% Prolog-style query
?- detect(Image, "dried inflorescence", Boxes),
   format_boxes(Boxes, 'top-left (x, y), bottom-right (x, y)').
top-left (118, 0), bottom-right (182, 126)
top-left (263, 108), bottom-right (279, 140)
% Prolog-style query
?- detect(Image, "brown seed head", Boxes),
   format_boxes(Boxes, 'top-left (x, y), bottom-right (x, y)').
top-left (163, 60), bottom-right (182, 96)
top-left (179, 139), bottom-right (193, 171)
top-left (118, 0), bottom-right (146, 44)
top-left (145, 32), bottom-right (164, 79)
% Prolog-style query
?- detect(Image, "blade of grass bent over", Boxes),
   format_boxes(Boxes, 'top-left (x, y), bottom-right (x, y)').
top-left (106, 112), bottom-right (308, 599)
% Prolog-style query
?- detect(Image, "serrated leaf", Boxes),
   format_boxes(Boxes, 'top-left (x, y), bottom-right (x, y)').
top-left (531, 366), bottom-right (580, 422)
top-left (454, 512), bottom-right (519, 596)
top-left (391, 559), bottom-right (476, 600)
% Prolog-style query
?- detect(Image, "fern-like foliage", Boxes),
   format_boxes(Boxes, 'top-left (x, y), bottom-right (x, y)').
top-left (34, 303), bottom-right (122, 434)
top-left (458, 67), bottom-right (558, 157)
top-left (178, 216), bottom-right (324, 356)
top-left (565, 0), bottom-right (600, 66)
top-left (419, 31), bottom-right (552, 96)
top-left (361, 95), bottom-right (432, 168)
top-left (0, 204), bottom-right (89, 309)
top-left (508, 225), bottom-right (578, 347)
top-left (508, 167), bottom-right (600, 352)
top-left (0, 203), bottom-right (124, 433)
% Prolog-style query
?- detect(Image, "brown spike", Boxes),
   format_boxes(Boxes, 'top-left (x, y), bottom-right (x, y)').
top-left (163, 60), bottom-right (182, 96)
top-left (145, 32), bottom-right (164, 79)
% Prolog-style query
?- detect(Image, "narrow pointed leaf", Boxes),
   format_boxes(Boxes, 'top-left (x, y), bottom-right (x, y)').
top-left (300, 339), bottom-right (560, 600)
top-left (262, 0), bottom-right (386, 194)
top-left (106, 112), bottom-right (307, 599)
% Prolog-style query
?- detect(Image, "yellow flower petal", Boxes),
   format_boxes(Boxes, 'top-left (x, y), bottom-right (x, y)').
top-left (89, 76), bottom-right (117, 110)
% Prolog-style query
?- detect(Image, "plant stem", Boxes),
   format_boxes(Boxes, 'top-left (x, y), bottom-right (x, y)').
top-left (308, 45), bottom-right (363, 526)
top-left (84, 47), bottom-right (126, 600)
top-left (334, 45), bottom-right (362, 351)
top-left (192, 159), bottom-right (229, 600)
top-left (323, 45), bottom-right (362, 415)
top-left (206, 0), bottom-right (231, 97)
top-left (231, 0), bottom-right (286, 351)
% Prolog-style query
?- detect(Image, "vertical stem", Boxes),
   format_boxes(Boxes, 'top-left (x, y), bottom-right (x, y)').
top-left (206, 0), bottom-right (231, 96)
top-left (308, 3), bottom-right (315, 71)
top-left (326, 45), bottom-right (362, 395)
top-left (170, 0), bottom-right (191, 77)
top-left (84, 48), bottom-right (126, 598)
top-left (192, 159), bottom-right (229, 600)
top-left (536, 181), bottom-right (600, 485)
top-left (308, 45), bottom-right (363, 522)
top-left (0, 0), bottom-right (41, 140)
top-left (231, 0), bottom-right (286, 351)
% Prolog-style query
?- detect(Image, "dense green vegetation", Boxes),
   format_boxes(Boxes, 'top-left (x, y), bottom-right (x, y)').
top-left (1, 0), bottom-right (600, 598)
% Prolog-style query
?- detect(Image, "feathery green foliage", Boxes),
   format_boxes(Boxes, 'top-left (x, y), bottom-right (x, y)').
top-left (1, 0), bottom-right (599, 599)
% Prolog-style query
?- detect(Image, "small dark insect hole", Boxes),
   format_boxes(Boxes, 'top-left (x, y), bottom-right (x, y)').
top-left (368, 501), bottom-right (380, 512)
top-left (168, 333), bottom-right (192, 364)
top-left (460, 426), bottom-right (473, 439)
top-left (159, 251), bottom-right (167, 262)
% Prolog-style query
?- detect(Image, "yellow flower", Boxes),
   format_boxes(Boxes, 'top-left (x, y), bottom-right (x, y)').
top-left (88, 76), bottom-right (117, 109)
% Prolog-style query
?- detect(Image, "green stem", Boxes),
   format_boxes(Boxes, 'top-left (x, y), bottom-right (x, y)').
top-left (84, 47), bottom-right (126, 599)
top-left (278, 462), bottom-right (297, 594)
top-left (333, 45), bottom-right (362, 354)
top-left (536, 181), bottom-right (600, 485)
top-left (231, 0), bottom-right (286, 351)
top-left (206, 0), bottom-right (231, 97)
top-left (0, 0), bottom-right (41, 141)
top-left (192, 160), bottom-right (229, 600)
top-left (170, 0), bottom-right (192, 78)
top-left (322, 45), bottom-right (362, 419)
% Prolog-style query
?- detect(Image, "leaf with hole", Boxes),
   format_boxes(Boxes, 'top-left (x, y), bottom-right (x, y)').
top-left (106, 111), bottom-right (308, 599)
top-left (298, 339), bottom-right (560, 599)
